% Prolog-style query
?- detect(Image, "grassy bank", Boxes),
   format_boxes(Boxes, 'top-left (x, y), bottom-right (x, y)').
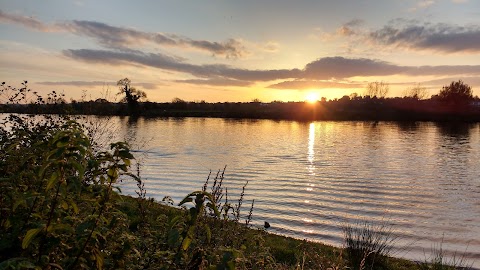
top-left (117, 194), bottom-right (447, 270)
top-left (118, 194), bottom-right (457, 270)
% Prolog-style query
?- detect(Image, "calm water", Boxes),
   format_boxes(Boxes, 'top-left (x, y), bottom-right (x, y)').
top-left (98, 117), bottom-right (480, 266)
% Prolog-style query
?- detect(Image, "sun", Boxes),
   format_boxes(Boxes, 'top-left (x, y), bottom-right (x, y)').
top-left (305, 92), bottom-right (319, 103)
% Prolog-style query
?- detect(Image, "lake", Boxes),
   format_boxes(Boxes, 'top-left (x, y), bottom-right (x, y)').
top-left (99, 116), bottom-right (480, 266)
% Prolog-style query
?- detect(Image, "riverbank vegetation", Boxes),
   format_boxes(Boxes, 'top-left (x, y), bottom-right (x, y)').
top-left (0, 84), bottom-right (474, 269)
top-left (1, 80), bottom-right (480, 122)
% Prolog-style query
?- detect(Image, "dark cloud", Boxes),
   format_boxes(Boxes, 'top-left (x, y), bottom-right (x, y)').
top-left (303, 57), bottom-right (404, 79)
top-left (0, 10), bottom-right (247, 58)
top-left (62, 21), bottom-right (166, 48)
top-left (63, 50), bottom-right (480, 85)
top-left (62, 20), bottom-right (246, 58)
top-left (268, 80), bottom-right (362, 90)
top-left (344, 19), bottom-right (364, 28)
top-left (187, 38), bottom-right (245, 59)
top-left (38, 80), bottom-right (158, 89)
top-left (369, 21), bottom-right (480, 53)
top-left (63, 49), bottom-right (300, 81)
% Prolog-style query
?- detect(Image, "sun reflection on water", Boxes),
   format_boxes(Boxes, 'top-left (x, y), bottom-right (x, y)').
top-left (308, 122), bottom-right (316, 175)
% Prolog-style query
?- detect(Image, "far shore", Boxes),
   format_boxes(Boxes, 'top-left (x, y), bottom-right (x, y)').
top-left (2, 98), bottom-right (480, 122)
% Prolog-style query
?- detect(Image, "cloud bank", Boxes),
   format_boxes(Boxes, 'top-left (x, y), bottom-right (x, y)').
top-left (331, 19), bottom-right (480, 54)
top-left (268, 80), bottom-right (362, 89)
top-left (62, 49), bottom-right (480, 88)
top-left (62, 20), bottom-right (246, 58)
top-left (370, 21), bottom-right (480, 53)
top-left (0, 10), bottom-right (246, 58)
top-left (37, 80), bottom-right (158, 89)
top-left (63, 49), bottom-right (301, 82)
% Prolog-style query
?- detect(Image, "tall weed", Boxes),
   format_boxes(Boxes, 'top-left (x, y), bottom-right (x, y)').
top-left (343, 221), bottom-right (397, 270)
top-left (419, 239), bottom-right (473, 270)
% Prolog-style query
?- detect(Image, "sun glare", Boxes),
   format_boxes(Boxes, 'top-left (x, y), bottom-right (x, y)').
top-left (305, 92), bottom-right (319, 103)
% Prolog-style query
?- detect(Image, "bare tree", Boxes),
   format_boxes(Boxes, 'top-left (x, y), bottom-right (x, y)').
top-left (404, 83), bottom-right (428, 99)
top-left (365, 81), bottom-right (389, 98)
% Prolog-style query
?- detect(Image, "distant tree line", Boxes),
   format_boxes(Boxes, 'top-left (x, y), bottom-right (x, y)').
top-left (1, 79), bottom-right (479, 121)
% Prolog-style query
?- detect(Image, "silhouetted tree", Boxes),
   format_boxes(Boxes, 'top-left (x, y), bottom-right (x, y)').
top-left (117, 78), bottom-right (147, 114)
top-left (365, 81), bottom-right (389, 98)
top-left (171, 97), bottom-right (186, 103)
top-left (404, 83), bottom-right (428, 100)
top-left (349, 92), bottom-right (360, 100)
top-left (437, 80), bottom-right (473, 103)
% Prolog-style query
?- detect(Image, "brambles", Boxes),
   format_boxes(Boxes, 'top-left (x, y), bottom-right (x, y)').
top-left (0, 115), bottom-right (138, 269)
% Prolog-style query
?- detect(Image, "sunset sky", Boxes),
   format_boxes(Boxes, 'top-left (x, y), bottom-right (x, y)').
top-left (1, 0), bottom-right (480, 102)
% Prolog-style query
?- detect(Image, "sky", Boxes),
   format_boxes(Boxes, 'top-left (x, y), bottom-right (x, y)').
top-left (1, 0), bottom-right (480, 102)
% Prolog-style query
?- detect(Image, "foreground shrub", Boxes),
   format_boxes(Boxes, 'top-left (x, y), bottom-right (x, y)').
top-left (0, 117), bottom-right (138, 269)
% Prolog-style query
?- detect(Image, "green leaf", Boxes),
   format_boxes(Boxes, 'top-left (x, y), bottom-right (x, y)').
top-left (93, 248), bottom-right (104, 270)
top-left (107, 167), bottom-right (118, 179)
top-left (47, 223), bottom-right (72, 233)
top-left (48, 263), bottom-right (63, 269)
top-left (178, 197), bottom-right (193, 206)
top-left (168, 215), bottom-right (182, 228)
top-left (22, 227), bottom-right (43, 249)
top-left (182, 236), bottom-right (192, 251)
top-left (38, 162), bottom-right (52, 178)
top-left (69, 199), bottom-right (79, 214)
top-left (71, 160), bottom-right (85, 177)
top-left (55, 137), bottom-right (70, 148)
top-left (46, 172), bottom-right (59, 191)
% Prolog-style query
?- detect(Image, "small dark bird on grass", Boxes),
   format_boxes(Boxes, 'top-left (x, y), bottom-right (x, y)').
top-left (264, 221), bottom-right (270, 229)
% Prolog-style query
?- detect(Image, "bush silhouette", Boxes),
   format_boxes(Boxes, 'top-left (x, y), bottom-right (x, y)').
top-left (437, 80), bottom-right (473, 103)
